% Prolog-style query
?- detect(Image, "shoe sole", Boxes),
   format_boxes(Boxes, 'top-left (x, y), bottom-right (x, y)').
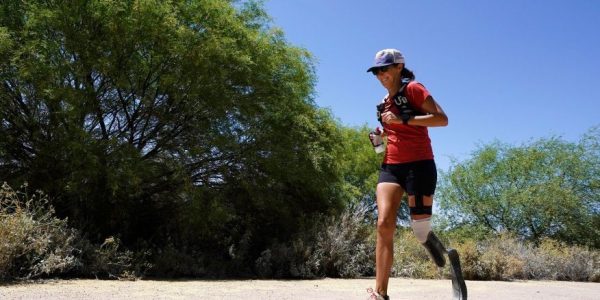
top-left (448, 248), bottom-right (467, 300)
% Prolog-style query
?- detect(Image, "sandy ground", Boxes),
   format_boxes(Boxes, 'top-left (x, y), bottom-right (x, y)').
top-left (0, 278), bottom-right (598, 300)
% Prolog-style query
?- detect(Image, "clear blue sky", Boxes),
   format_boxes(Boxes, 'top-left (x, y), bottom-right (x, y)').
top-left (263, 0), bottom-right (600, 171)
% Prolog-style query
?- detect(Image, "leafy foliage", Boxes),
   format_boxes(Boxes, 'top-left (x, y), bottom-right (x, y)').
top-left (0, 0), bottom-right (349, 277)
top-left (437, 127), bottom-right (600, 247)
top-left (336, 125), bottom-right (411, 222)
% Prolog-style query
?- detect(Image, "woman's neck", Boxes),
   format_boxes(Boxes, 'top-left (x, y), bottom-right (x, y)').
top-left (386, 78), bottom-right (403, 97)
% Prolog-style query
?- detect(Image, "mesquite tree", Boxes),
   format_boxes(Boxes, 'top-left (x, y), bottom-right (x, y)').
top-left (0, 0), bottom-right (347, 274)
top-left (437, 128), bottom-right (600, 247)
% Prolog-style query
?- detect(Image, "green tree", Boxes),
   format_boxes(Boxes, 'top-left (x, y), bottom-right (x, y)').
top-left (1, 0), bottom-right (346, 276)
top-left (335, 125), bottom-right (412, 223)
top-left (438, 127), bottom-right (600, 247)
top-left (337, 125), bottom-right (380, 205)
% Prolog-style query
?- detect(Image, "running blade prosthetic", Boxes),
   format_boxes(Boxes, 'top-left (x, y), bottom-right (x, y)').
top-left (448, 248), bottom-right (467, 300)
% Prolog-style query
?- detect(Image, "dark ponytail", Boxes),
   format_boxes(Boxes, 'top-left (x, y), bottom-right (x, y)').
top-left (401, 67), bottom-right (415, 81)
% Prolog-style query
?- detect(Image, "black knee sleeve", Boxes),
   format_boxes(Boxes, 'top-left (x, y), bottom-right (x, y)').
top-left (409, 194), bottom-right (432, 215)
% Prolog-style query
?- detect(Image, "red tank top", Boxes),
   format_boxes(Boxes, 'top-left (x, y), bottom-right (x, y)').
top-left (382, 81), bottom-right (434, 164)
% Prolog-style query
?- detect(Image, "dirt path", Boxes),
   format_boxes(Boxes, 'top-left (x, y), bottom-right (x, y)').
top-left (1, 278), bottom-right (598, 299)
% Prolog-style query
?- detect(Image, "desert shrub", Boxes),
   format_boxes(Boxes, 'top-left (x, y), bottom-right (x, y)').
top-left (149, 243), bottom-right (217, 278)
top-left (255, 204), bottom-right (375, 278)
top-left (391, 229), bottom-right (439, 279)
top-left (0, 183), bottom-right (80, 280)
top-left (475, 234), bottom-right (528, 280)
top-left (310, 205), bottom-right (375, 278)
top-left (452, 239), bottom-right (478, 280)
top-left (255, 239), bottom-right (316, 278)
top-left (525, 239), bottom-right (599, 281)
top-left (389, 231), bottom-right (600, 282)
top-left (391, 229), bottom-right (516, 281)
top-left (260, 220), bottom-right (599, 282)
top-left (77, 236), bottom-right (148, 280)
top-left (0, 183), bottom-right (147, 281)
top-left (254, 211), bottom-right (600, 282)
top-left (449, 234), bottom-right (599, 282)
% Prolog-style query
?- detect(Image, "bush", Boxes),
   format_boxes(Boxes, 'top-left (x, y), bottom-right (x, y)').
top-left (255, 204), bottom-right (375, 278)
top-left (255, 239), bottom-right (315, 278)
top-left (0, 182), bottom-right (80, 280)
top-left (3, 178), bottom-right (596, 282)
top-left (255, 213), bottom-right (599, 282)
top-left (0, 183), bottom-right (147, 281)
top-left (450, 233), bottom-right (600, 282)
top-left (473, 234), bottom-right (528, 280)
top-left (451, 239), bottom-right (479, 280)
top-left (149, 244), bottom-right (213, 278)
top-left (389, 230), bottom-right (600, 282)
top-left (179, 213), bottom-right (599, 281)
top-left (525, 239), bottom-right (599, 281)
top-left (392, 229), bottom-right (439, 279)
top-left (77, 236), bottom-right (149, 280)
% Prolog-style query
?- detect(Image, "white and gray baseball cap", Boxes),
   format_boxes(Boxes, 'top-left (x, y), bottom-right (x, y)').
top-left (366, 49), bottom-right (405, 73)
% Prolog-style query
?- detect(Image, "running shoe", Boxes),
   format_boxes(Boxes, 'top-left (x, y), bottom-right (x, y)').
top-left (366, 287), bottom-right (390, 300)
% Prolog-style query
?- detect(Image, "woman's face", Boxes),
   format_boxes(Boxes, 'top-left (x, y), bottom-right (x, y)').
top-left (374, 64), bottom-right (402, 90)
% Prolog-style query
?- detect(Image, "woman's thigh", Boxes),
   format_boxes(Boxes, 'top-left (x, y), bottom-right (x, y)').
top-left (376, 182), bottom-right (404, 221)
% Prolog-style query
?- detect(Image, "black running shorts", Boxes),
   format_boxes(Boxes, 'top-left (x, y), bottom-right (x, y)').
top-left (377, 159), bottom-right (437, 196)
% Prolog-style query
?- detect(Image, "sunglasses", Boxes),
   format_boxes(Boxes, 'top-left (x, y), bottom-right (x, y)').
top-left (371, 65), bottom-right (392, 76)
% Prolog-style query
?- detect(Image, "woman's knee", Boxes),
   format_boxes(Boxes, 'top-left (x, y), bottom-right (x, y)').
top-left (377, 217), bottom-right (396, 235)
